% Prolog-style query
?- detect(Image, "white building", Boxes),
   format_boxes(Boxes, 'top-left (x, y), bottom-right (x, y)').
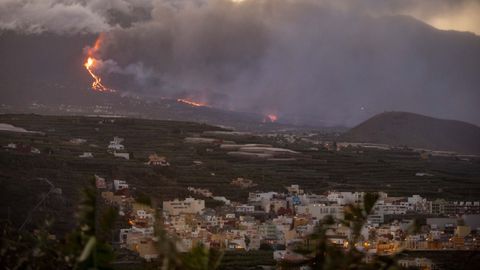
top-left (114, 180), bottom-right (129, 191)
top-left (108, 136), bottom-right (125, 150)
top-left (248, 191), bottom-right (277, 202)
top-left (327, 191), bottom-right (365, 205)
top-left (213, 196), bottom-right (231, 205)
top-left (235, 204), bottom-right (255, 213)
top-left (5, 143), bottom-right (17, 149)
top-left (163, 197), bottom-right (205, 216)
top-left (79, 152), bottom-right (93, 158)
top-left (131, 225), bottom-right (154, 236)
top-left (225, 213), bottom-right (236, 219)
top-left (373, 197), bottom-right (409, 215)
top-left (296, 203), bottom-right (344, 220)
top-left (299, 194), bottom-right (328, 205)
top-left (407, 195), bottom-right (429, 212)
top-left (114, 151), bottom-right (130, 160)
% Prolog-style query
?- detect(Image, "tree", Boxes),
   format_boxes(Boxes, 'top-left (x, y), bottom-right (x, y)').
top-left (64, 179), bottom-right (117, 270)
top-left (0, 178), bottom-right (117, 270)
top-left (181, 245), bottom-right (223, 270)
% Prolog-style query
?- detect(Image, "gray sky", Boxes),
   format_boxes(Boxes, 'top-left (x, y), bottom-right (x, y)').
top-left (2, 0), bottom-right (479, 34)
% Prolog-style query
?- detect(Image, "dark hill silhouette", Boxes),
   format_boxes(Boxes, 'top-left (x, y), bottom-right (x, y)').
top-left (341, 112), bottom-right (480, 154)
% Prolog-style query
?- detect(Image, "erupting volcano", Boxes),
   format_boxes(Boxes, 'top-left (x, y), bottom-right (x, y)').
top-left (84, 35), bottom-right (114, 92)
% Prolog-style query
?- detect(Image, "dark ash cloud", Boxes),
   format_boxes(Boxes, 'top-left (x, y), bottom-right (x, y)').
top-left (93, 0), bottom-right (480, 126)
top-left (1, 0), bottom-right (479, 127)
top-left (0, 0), bottom-right (153, 34)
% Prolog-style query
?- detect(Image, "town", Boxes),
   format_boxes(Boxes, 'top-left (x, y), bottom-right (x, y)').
top-left (98, 174), bottom-right (480, 269)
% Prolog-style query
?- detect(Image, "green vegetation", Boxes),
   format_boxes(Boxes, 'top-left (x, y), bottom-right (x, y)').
top-left (136, 192), bottom-right (153, 207)
top-left (0, 179), bottom-right (117, 270)
top-left (219, 250), bottom-right (276, 269)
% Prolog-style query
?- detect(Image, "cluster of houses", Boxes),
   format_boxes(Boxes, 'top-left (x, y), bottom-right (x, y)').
top-left (163, 186), bottom-right (479, 258)
top-left (3, 137), bottom-right (172, 166)
top-left (76, 137), bottom-right (172, 164)
top-left (95, 175), bottom-right (480, 265)
top-left (97, 176), bottom-right (159, 261)
top-left (76, 138), bottom-right (170, 165)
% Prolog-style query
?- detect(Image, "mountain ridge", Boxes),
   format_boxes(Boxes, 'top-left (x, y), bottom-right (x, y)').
top-left (341, 111), bottom-right (480, 154)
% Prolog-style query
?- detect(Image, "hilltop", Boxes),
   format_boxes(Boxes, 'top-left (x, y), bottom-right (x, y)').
top-left (342, 112), bottom-right (480, 154)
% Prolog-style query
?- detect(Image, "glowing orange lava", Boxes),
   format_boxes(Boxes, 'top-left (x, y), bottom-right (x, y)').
top-left (265, 114), bottom-right (278, 123)
top-left (84, 57), bottom-right (112, 92)
top-left (84, 35), bottom-right (114, 92)
top-left (177, 98), bottom-right (207, 107)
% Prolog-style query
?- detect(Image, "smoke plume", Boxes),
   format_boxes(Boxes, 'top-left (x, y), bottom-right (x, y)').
top-left (1, 0), bottom-right (480, 126)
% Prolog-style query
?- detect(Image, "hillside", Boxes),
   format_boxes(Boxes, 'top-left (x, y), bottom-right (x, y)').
top-left (1, 114), bottom-right (479, 234)
top-left (342, 112), bottom-right (480, 154)
top-left (0, 92), bottom-right (321, 132)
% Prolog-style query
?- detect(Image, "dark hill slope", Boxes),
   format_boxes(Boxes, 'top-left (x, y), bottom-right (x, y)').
top-left (342, 112), bottom-right (480, 154)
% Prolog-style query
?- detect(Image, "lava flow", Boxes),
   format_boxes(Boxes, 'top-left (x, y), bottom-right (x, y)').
top-left (84, 35), bottom-right (114, 92)
top-left (177, 98), bottom-right (207, 107)
top-left (264, 113), bottom-right (278, 123)
top-left (84, 57), bottom-right (112, 92)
